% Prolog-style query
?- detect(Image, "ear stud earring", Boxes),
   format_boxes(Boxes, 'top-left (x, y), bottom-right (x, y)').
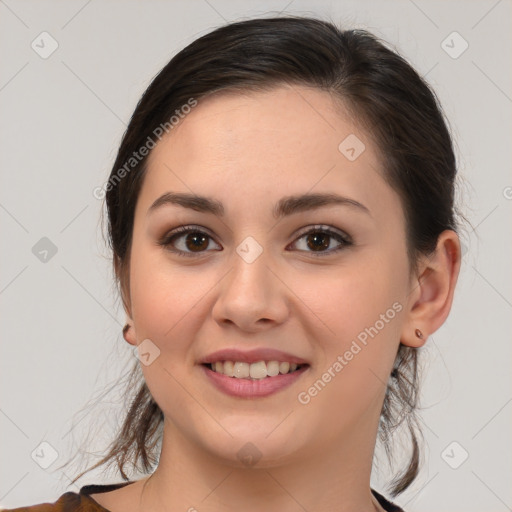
top-left (391, 328), bottom-right (425, 379)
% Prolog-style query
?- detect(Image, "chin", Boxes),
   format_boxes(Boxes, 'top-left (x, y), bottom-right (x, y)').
top-left (199, 423), bottom-right (309, 468)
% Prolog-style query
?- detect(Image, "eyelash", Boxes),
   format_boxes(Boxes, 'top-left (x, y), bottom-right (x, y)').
top-left (158, 224), bottom-right (353, 258)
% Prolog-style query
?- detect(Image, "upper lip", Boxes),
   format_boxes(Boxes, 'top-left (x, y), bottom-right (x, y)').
top-left (199, 348), bottom-right (309, 365)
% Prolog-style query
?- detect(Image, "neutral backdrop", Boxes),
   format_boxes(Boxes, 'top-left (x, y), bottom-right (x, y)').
top-left (1, 1), bottom-right (511, 511)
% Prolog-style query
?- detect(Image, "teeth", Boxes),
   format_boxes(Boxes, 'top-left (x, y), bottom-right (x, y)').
top-left (233, 361), bottom-right (250, 378)
top-left (266, 360), bottom-right (280, 377)
top-left (249, 361), bottom-right (267, 379)
top-left (223, 360), bottom-right (235, 377)
top-left (209, 360), bottom-right (302, 379)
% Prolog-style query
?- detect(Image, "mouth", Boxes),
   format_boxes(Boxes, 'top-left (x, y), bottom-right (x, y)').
top-left (202, 360), bottom-right (309, 380)
top-left (200, 360), bottom-right (310, 398)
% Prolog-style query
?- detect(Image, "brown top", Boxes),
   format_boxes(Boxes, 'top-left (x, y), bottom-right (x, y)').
top-left (1, 482), bottom-right (405, 512)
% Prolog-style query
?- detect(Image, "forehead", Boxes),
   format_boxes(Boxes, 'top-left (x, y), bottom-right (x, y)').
top-left (138, 85), bottom-right (402, 224)
top-left (148, 85), bottom-right (365, 172)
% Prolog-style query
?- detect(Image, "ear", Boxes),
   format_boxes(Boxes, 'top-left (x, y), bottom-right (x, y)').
top-left (123, 319), bottom-right (137, 346)
top-left (115, 255), bottom-right (138, 347)
top-left (400, 230), bottom-right (461, 348)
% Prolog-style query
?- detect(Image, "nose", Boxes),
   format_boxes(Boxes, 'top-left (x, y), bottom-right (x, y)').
top-left (211, 243), bottom-right (289, 333)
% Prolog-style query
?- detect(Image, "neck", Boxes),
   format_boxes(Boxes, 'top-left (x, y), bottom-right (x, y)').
top-left (138, 407), bottom-right (386, 512)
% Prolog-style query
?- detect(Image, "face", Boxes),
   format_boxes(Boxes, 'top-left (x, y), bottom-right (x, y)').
top-left (124, 85), bottom-right (415, 466)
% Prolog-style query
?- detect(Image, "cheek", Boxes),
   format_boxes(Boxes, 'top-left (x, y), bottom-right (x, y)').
top-left (128, 248), bottom-right (210, 417)
top-left (300, 256), bottom-right (401, 337)
top-left (290, 270), bottom-right (404, 446)
top-left (128, 242), bottom-right (208, 356)
top-left (297, 254), bottom-right (405, 381)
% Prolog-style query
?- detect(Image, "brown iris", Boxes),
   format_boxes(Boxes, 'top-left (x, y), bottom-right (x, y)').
top-left (306, 232), bottom-right (330, 251)
top-left (185, 232), bottom-right (209, 252)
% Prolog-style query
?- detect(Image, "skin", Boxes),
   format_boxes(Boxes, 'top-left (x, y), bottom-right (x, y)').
top-left (90, 85), bottom-right (461, 512)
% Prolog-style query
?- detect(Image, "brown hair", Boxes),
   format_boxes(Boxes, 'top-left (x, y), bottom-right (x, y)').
top-left (60, 14), bottom-right (467, 497)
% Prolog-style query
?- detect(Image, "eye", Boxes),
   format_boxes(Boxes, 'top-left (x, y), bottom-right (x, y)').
top-left (288, 225), bottom-right (352, 256)
top-left (158, 225), bottom-right (221, 257)
top-left (158, 224), bottom-right (352, 258)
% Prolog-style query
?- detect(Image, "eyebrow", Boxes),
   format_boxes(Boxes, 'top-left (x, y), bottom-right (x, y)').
top-left (147, 192), bottom-right (371, 219)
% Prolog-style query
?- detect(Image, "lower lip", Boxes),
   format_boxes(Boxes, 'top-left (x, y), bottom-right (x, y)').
top-left (200, 364), bottom-right (309, 398)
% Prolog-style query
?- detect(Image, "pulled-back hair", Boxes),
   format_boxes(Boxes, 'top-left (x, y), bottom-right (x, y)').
top-left (60, 15), bottom-right (466, 497)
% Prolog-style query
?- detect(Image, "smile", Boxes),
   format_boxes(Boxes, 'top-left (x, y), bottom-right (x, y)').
top-left (207, 360), bottom-right (305, 379)
top-left (201, 361), bottom-right (309, 398)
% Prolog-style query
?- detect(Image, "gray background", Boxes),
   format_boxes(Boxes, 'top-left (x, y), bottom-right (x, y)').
top-left (1, 1), bottom-right (511, 511)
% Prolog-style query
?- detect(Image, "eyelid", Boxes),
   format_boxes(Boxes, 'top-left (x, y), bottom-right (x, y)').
top-left (287, 225), bottom-right (352, 257)
top-left (292, 224), bottom-right (352, 243)
top-left (158, 224), bottom-right (221, 258)
top-left (159, 223), bottom-right (352, 257)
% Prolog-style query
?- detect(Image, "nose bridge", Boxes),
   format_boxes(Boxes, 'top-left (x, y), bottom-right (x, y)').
top-left (212, 233), bottom-right (288, 329)
top-left (229, 234), bottom-right (273, 299)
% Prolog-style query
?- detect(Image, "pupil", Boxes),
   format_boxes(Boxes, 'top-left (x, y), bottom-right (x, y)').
top-left (307, 233), bottom-right (329, 251)
top-left (184, 233), bottom-right (330, 252)
top-left (186, 233), bottom-right (208, 251)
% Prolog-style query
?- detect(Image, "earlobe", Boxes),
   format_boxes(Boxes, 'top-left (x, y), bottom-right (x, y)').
top-left (400, 230), bottom-right (461, 348)
top-left (401, 326), bottom-right (428, 349)
top-left (123, 321), bottom-right (137, 346)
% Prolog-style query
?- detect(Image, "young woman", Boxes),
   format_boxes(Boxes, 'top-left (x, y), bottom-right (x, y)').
top-left (3, 15), bottom-right (462, 512)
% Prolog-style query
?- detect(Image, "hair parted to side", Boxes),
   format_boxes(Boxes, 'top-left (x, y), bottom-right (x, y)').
top-left (59, 14), bottom-right (466, 497)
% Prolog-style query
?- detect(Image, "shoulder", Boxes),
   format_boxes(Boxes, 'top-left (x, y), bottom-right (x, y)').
top-left (0, 489), bottom-right (104, 512)
top-left (0, 482), bottom-right (135, 512)
top-left (371, 488), bottom-right (405, 512)
top-left (0, 492), bottom-right (82, 512)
